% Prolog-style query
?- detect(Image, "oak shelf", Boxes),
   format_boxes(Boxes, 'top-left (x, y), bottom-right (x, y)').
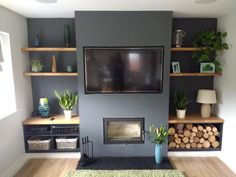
top-left (169, 114), bottom-right (224, 124)
top-left (23, 72), bottom-right (79, 76)
top-left (170, 73), bottom-right (222, 77)
top-left (21, 47), bottom-right (77, 52)
top-left (171, 47), bottom-right (201, 52)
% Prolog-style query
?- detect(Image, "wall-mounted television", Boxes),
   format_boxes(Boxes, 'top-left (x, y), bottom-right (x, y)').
top-left (84, 47), bottom-right (164, 94)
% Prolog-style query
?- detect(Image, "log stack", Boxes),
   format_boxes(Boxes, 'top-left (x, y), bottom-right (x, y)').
top-left (168, 124), bottom-right (220, 149)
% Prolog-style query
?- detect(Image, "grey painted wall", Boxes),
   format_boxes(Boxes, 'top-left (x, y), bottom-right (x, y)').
top-left (76, 11), bottom-right (172, 157)
top-left (27, 19), bottom-right (78, 114)
top-left (170, 18), bottom-right (217, 114)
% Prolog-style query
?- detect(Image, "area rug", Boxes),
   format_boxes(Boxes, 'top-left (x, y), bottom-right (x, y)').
top-left (66, 170), bottom-right (185, 177)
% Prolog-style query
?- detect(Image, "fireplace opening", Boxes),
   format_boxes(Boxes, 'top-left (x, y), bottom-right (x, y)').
top-left (103, 118), bottom-right (145, 144)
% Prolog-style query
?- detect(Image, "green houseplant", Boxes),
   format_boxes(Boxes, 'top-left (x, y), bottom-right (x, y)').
top-left (173, 89), bottom-right (191, 119)
top-left (148, 124), bottom-right (169, 164)
top-left (54, 89), bottom-right (78, 119)
top-left (192, 31), bottom-right (229, 73)
top-left (31, 58), bottom-right (44, 72)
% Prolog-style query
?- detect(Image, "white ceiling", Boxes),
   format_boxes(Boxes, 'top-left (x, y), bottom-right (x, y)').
top-left (0, 0), bottom-right (235, 18)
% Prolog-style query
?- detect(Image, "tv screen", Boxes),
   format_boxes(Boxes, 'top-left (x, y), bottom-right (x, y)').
top-left (84, 47), bottom-right (164, 94)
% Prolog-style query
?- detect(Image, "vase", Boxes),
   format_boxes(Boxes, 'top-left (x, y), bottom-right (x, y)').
top-left (155, 144), bottom-right (163, 164)
top-left (64, 110), bottom-right (72, 119)
top-left (38, 98), bottom-right (50, 118)
top-left (51, 55), bottom-right (57, 73)
top-left (34, 34), bottom-right (40, 47)
top-left (64, 25), bottom-right (70, 47)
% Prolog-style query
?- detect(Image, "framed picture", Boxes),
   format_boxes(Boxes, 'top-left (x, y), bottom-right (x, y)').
top-left (172, 62), bottom-right (181, 73)
top-left (200, 63), bottom-right (215, 73)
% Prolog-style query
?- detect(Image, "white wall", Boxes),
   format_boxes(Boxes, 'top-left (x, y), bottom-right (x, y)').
top-left (214, 11), bottom-right (236, 174)
top-left (0, 6), bottom-right (32, 177)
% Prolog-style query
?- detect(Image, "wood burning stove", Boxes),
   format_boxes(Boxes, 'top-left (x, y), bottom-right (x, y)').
top-left (103, 118), bottom-right (145, 144)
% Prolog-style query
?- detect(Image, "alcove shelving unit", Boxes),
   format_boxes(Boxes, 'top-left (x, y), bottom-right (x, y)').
top-left (22, 47), bottom-right (79, 77)
top-left (170, 47), bottom-right (222, 77)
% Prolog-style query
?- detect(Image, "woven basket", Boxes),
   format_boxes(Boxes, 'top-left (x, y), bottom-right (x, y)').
top-left (27, 138), bottom-right (51, 151)
top-left (56, 137), bottom-right (78, 149)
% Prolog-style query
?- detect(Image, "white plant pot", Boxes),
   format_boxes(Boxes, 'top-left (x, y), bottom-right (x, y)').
top-left (176, 109), bottom-right (186, 119)
top-left (64, 110), bottom-right (72, 119)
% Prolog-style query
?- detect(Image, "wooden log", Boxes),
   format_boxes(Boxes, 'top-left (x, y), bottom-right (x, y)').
top-left (203, 140), bottom-right (211, 148)
top-left (194, 137), bottom-right (200, 143)
top-left (176, 144), bottom-right (180, 148)
top-left (192, 126), bottom-right (198, 133)
top-left (186, 143), bottom-right (191, 149)
top-left (214, 131), bottom-right (219, 136)
top-left (169, 127), bottom-right (175, 135)
top-left (208, 135), bottom-right (216, 143)
top-left (197, 143), bottom-right (203, 148)
top-left (212, 127), bottom-right (218, 132)
top-left (184, 130), bottom-right (191, 137)
top-left (186, 124), bottom-right (193, 131)
top-left (212, 141), bottom-right (220, 148)
top-left (177, 129), bottom-right (183, 134)
top-left (183, 137), bottom-right (189, 144)
top-left (199, 138), bottom-right (205, 144)
top-left (189, 138), bottom-right (194, 143)
top-left (208, 131), bottom-right (213, 136)
top-left (180, 143), bottom-right (186, 148)
top-left (169, 142), bottom-right (176, 149)
top-left (179, 134), bottom-right (184, 138)
top-left (168, 135), bottom-right (174, 142)
top-left (191, 142), bottom-right (197, 148)
top-left (176, 124), bottom-right (184, 130)
top-left (197, 125), bottom-right (204, 131)
top-left (203, 133), bottom-right (209, 139)
top-left (175, 138), bottom-right (181, 144)
top-left (197, 131), bottom-right (204, 138)
top-left (206, 126), bottom-right (212, 132)
top-left (174, 133), bottom-right (179, 139)
top-left (203, 129), bottom-right (207, 133)
top-left (191, 132), bottom-right (197, 137)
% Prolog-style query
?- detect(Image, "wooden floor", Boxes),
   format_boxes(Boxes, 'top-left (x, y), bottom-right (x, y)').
top-left (14, 157), bottom-right (235, 177)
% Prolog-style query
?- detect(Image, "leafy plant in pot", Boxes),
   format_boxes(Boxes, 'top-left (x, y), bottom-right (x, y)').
top-left (192, 31), bottom-right (229, 73)
top-left (31, 58), bottom-right (44, 72)
top-left (173, 90), bottom-right (191, 119)
top-left (148, 124), bottom-right (169, 164)
top-left (54, 89), bottom-right (78, 119)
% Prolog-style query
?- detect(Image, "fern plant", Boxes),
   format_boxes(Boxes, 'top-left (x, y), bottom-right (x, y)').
top-left (54, 89), bottom-right (78, 110)
top-left (148, 124), bottom-right (169, 145)
top-left (192, 31), bottom-right (229, 73)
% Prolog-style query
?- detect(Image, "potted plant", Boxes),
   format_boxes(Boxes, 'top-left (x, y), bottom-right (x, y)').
top-left (148, 124), bottom-right (169, 164)
top-left (173, 89), bottom-right (190, 119)
top-left (31, 58), bottom-right (44, 72)
top-left (54, 89), bottom-right (78, 119)
top-left (192, 31), bottom-right (229, 73)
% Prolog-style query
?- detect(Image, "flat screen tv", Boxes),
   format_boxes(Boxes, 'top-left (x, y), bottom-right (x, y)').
top-left (84, 47), bottom-right (164, 94)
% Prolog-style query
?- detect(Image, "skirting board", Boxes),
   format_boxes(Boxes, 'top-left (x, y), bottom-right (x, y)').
top-left (1, 155), bottom-right (28, 177)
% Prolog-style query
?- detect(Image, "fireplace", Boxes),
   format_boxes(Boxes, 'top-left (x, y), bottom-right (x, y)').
top-left (103, 118), bottom-right (145, 144)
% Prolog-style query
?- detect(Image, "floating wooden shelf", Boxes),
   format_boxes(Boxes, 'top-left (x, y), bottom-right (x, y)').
top-left (171, 47), bottom-right (201, 52)
top-left (21, 47), bottom-right (77, 52)
top-left (23, 72), bottom-right (79, 76)
top-left (22, 114), bottom-right (80, 125)
top-left (170, 73), bottom-right (222, 77)
top-left (169, 114), bottom-right (224, 124)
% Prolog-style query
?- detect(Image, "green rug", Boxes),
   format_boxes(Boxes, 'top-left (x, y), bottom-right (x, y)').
top-left (66, 170), bottom-right (185, 177)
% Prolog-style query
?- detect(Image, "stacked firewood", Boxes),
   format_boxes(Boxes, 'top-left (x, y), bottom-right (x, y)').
top-left (168, 124), bottom-right (220, 149)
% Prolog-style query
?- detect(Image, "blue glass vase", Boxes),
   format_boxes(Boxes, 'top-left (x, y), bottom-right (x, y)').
top-left (38, 98), bottom-right (50, 118)
top-left (155, 144), bottom-right (163, 164)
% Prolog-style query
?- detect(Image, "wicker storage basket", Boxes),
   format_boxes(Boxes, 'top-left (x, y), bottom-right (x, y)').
top-left (56, 137), bottom-right (78, 149)
top-left (27, 137), bottom-right (51, 151)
